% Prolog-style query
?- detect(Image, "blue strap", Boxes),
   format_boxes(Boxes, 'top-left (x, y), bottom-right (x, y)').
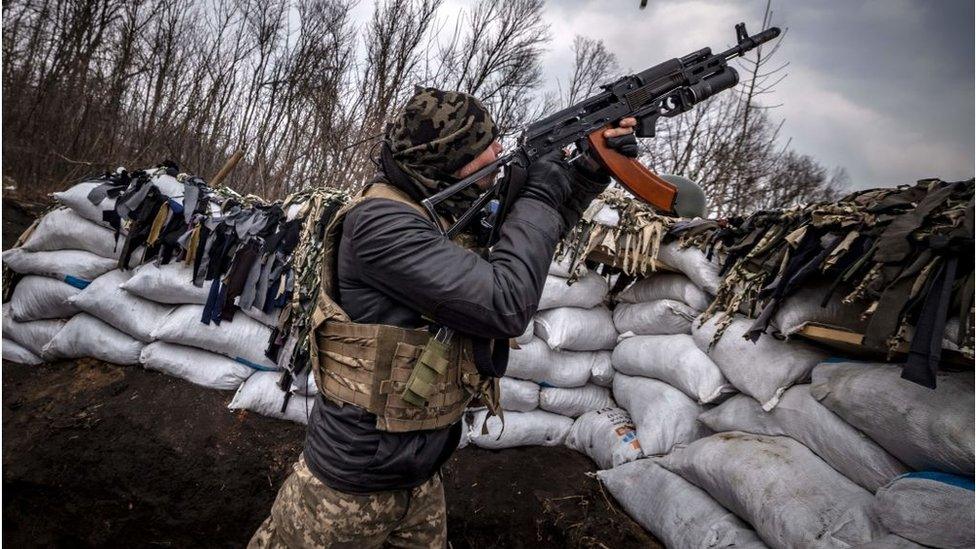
top-left (63, 275), bottom-right (90, 289)
top-left (898, 471), bottom-right (975, 491)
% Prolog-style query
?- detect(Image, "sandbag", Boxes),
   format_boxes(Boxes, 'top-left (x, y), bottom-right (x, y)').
top-left (548, 255), bottom-right (584, 278)
top-left (8, 275), bottom-right (81, 321)
top-left (534, 306), bottom-right (617, 351)
top-left (589, 354), bottom-right (614, 387)
top-left (151, 305), bottom-right (277, 370)
top-left (240, 305), bottom-right (281, 327)
top-left (52, 181), bottom-right (116, 227)
top-left (289, 368), bottom-right (318, 397)
top-left (565, 407), bottom-right (642, 469)
top-left (612, 373), bottom-right (704, 456)
top-left (658, 241), bottom-right (721, 295)
top-left (2, 338), bottom-right (43, 365)
top-left (613, 299), bottom-right (698, 335)
top-left (858, 535), bottom-right (927, 548)
top-left (692, 314), bottom-right (828, 410)
top-left (119, 262), bottom-right (210, 304)
top-left (499, 377), bottom-right (540, 412)
top-left (598, 460), bottom-right (767, 548)
top-left (810, 361), bottom-right (974, 476)
top-left (69, 270), bottom-right (174, 342)
top-left (468, 409), bottom-right (572, 449)
top-left (617, 273), bottom-right (711, 310)
top-left (2, 248), bottom-right (116, 284)
top-left (874, 472), bottom-right (974, 549)
top-left (538, 271), bottom-right (607, 310)
top-left (21, 208), bottom-right (122, 259)
top-left (657, 432), bottom-right (885, 549)
top-left (514, 322), bottom-right (534, 345)
top-left (699, 386), bottom-right (909, 492)
top-left (506, 338), bottom-right (607, 388)
top-left (228, 371), bottom-right (312, 424)
top-left (140, 342), bottom-right (254, 391)
top-left (612, 334), bottom-right (733, 404)
top-left (772, 283), bottom-right (870, 336)
top-left (539, 384), bottom-right (614, 418)
top-left (42, 313), bottom-right (144, 365)
top-left (2, 304), bottom-right (66, 356)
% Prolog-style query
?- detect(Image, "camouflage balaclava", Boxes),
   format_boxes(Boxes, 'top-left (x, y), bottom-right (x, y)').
top-left (386, 87), bottom-right (499, 219)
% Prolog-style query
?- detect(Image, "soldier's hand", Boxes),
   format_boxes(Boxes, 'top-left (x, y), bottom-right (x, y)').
top-left (603, 117), bottom-right (639, 158)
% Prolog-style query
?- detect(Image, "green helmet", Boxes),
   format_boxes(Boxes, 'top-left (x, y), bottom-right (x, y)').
top-left (660, 174), bottom-right (707, 218)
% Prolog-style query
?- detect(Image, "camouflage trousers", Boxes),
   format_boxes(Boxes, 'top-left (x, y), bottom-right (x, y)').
top-left (248, 456), bottom-right (447, 549)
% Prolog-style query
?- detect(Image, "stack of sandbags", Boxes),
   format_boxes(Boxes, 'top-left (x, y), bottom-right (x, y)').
top-left (471, 263), bottom-right (614, 450)
top-left (3, 178), bottom-right (310, 425)
top-left (3, 204), bottom-right (127, 364)
top-left (604, 272), bottom-right (722, 461)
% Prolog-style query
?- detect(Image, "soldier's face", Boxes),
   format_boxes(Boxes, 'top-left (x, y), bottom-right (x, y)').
top-left (456, 140), bottom-right (503, 190)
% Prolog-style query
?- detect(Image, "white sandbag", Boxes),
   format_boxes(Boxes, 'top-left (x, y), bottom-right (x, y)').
top-left (772, 283), bottom-right (869, 336)
top-left (617, 273), bottom-right (711, 310)
top-left (2, 338), bottom-right (43, 365)
top-left (69, 270), bottom-right (173, 342)
top-left (119, 262), bottom-right (209, 304)
top-left (140, 342), bottom-right (254, 391)
top-left (534, 305), bottom-right (616, 351)
top-left (468, 409), bottom-right (572, 449)
top-left (289, 368), bottom-right (318, 396)
top-left (8, 275), bottom-right (81, 321)
top-left (699, 386), bottom-right (909, 492)
top-left (548, 255), bottom-right (584, 278)
top-left (874, 472), bottom-right (974, 549)
top-left (539, 384), bottom-right (614, 418)
top-left (506, 338), bottom-right (606, 388)
top-left (612, 373), bottom-right (704, 456)
top-left (151, 172), bottom-right (185, 197)
top-left (592, 203), bottom-right (619, 227)
top-left (657, 432), bottom-right (885, 549)
top-left (21, 208), bottom-right (122, 259)
top-left (538, 271), bottom-right (607, 310)
top-left (692, 314), bottom-right (828, 410)
top-left (2, 248), bottom-right (116, 284)
top-left (1, 304), bottom-right (66, 356)
top-left (810, 361), bottom-right (974, 476)
top-left (657, 241), bottom-right (721, 294)
top-left (151, 305), bottom-right (277, 370)
top-left (499, 377), bottom-right (539, 412)
top-left (42, 313), bottom-right (143, 365)
top-left (566, 407), bottom-right (642, 469)
top-left (613, 299), bottom-right (699, 335)
top-left (589, 355), bottom-right (614, 387)
top-left (52, 181), bottom-right (116, 227)
top-left (612, 334), bottom-right (733, 404)
top-left (598, 460), bottom-right (767, 548)
top-left (228, 371), bottom-right (312, 424)
top-left (239, 306), bottom-right (280, 327)
top-left (514, 322), bottom-right (534, 345)
top-left (858, 535), bottom-right (927, 548)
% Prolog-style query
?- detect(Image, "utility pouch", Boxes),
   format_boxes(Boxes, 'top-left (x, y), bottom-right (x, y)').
top-left (401, 337), bottom-right (452, 407)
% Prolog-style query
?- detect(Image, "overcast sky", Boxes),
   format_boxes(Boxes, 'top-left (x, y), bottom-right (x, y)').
top-left (351, 0), bottom-right (974, 190)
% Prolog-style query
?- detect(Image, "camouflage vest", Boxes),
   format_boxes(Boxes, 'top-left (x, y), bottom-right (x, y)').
top-left (308, 182), bottom-right (499, 432)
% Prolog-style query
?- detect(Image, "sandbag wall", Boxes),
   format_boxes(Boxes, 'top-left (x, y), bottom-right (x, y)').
top-left (592, 250), bottom-right (975, 548)
top-left (2, 172), bottom-right (314, 425)
top-left (468, 257), bottom-right (617, 450)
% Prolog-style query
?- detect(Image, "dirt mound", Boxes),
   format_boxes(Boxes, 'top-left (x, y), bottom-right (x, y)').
top-left (2, 360), bottom-right (658, 548)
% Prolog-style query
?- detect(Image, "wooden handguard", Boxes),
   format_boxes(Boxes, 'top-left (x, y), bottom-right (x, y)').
top-left (587, 126), bottom-right (678, 214)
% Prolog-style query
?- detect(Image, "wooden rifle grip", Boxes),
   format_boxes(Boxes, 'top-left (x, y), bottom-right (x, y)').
top-left (586, 126), bottom-right (677, 214)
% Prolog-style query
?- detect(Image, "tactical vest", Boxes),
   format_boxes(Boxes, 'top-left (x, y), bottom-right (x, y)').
top-left (308, 182), bottom-right (500, 432)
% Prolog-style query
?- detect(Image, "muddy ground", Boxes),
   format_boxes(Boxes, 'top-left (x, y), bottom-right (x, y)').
top-left (2, 198), bottom-right (659, 548)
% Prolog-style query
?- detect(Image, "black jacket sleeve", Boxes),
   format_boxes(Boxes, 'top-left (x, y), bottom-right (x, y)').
top-left (344, 196), bottom-right (564, 339)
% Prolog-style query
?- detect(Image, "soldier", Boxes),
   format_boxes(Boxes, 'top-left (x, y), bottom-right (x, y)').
top-left (249, 87), bottom-right (637, 548)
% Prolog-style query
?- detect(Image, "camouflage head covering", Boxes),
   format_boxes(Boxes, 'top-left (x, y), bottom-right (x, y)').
top-left (386, 87), bottom-right (499, 218)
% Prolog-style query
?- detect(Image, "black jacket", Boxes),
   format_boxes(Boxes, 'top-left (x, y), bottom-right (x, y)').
top-left (303, 192), bottom-right (565, 493)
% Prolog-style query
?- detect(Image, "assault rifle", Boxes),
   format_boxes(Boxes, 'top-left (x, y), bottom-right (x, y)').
top-left (421, 22), bottom-right (780, 245)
